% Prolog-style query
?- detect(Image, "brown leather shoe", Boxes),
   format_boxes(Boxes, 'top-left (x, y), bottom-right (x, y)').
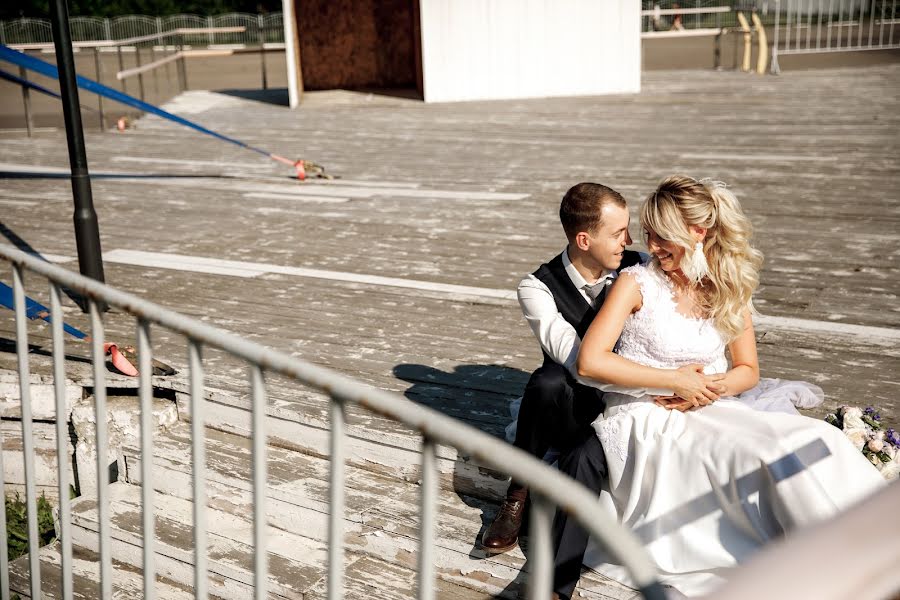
top-left (481, 498), bottom-right (526, 553)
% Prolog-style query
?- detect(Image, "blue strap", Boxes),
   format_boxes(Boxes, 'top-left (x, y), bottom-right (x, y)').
top-left (0, 281), bottom-right (89, 340)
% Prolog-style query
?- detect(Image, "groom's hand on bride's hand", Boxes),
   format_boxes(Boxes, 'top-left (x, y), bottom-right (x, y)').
top-left (665, 365), bottom-right (726, 410)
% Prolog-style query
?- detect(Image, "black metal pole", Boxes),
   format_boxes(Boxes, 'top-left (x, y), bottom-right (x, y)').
top-left (49, 0), bottom-right (108, 310)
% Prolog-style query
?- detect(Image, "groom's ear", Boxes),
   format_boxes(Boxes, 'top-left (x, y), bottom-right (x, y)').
top-left (574, 231), bottom-right (592, 251)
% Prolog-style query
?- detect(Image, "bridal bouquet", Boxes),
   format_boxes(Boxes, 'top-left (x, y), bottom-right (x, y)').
top-left (825, 406), bottom-right (900, 481)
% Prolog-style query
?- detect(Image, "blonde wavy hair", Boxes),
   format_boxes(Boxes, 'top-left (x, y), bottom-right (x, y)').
top-left (640, 175), bottom-right (764, 341)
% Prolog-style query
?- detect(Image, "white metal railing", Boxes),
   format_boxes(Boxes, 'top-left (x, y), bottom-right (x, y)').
top-left (771, 0), bottom-right (900, 72)
top-left (0, 244), bottom-right (667, 600)
top-left (0, 12), bottom-right (285, 46)
top-left (6, 22), bottom-right (276, 136)
top-left (641, 3), bottom-right (736, 33)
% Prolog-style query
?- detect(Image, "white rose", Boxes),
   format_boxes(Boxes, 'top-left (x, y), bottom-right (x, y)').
top-left (868, 439), bottom-right (885, 453)
top-left (844, 428), bottom-right (868, 451)
top-left (868, 453), bottom-right (881, 467)
top-left (879, 461), bottom-right (900, 481)
top-left (842, 406), bottom-right (863, 418)
top-left (842, 411), bottom-right (866, 431)
top-left (884, 444), bottom-right (897, 459)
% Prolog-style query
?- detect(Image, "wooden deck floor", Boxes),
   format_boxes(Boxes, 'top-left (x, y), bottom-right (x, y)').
top-left (2, 64), bottom-right (897, 425)
top-left (1, 63), bottom-right (899, 598)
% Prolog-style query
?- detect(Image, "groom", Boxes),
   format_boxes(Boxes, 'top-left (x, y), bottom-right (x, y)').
top-left (481, 183), bottom-right (644, 556)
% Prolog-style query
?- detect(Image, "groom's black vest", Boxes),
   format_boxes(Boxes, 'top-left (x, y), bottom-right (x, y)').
top-left (532, 249), bottom-right (643, 369)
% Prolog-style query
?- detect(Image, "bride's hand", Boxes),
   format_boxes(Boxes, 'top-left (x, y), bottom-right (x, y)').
top-left (669, 364), bottom-right (726, 408)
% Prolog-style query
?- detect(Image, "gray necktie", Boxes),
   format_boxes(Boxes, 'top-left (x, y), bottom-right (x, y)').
top-left (584, 276), bottom-right (614, 303)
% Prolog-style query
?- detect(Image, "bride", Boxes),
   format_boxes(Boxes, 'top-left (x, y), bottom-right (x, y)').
top-left (574, 176), bottom-right (886, 597)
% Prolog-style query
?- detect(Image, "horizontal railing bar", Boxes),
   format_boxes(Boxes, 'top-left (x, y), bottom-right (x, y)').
top-left (776, 42), bottom-right (900, 52)
top-left (7, 26), bottom-right (246, 50)
top-left (641, 6), bottom-right (732, 16)
top-left (642, 28), bottom-right (726, 38)
top-left (116, 48), bottom-right (260, 80)
top-left (0, 244), bottom-right (662, 591)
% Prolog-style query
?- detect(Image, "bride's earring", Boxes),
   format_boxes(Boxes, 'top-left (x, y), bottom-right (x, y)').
top-left (682, 242), bottom-right (709, 284)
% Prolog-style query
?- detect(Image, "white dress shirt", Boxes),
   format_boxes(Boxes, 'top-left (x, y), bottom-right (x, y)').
top-left (517, 249), bottom-right (617, 377)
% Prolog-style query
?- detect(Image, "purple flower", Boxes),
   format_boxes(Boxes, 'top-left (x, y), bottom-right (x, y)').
top-left (864, 406), bottom-right (876, 415)
top-left (887, 429), bottom-right (900, 447)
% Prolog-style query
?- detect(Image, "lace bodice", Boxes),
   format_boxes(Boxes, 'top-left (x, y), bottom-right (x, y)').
top-left (596, 262), bottom-right (729, 462)
top-left (616, 261), bottom-right (727, 375)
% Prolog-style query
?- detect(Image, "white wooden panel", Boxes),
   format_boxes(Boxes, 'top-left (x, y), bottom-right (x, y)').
top-left (419, 0), bottom-right (640, 103)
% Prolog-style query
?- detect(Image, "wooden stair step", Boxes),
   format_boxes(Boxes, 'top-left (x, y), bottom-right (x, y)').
top-left (8, 541), bottom-right (222, 600)
top-left (120, 421), bottom-right (636, 599)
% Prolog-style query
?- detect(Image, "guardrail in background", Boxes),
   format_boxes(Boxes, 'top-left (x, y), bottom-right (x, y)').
top-left (0, 13), bottom-right (284, 46)
top-left (771, 0), bottom-right (900, 73)
top-left (641, 5), bottom-right (771, 72)
top-left (0, 244), bottom-right (668, 600)
top-left (641, 5), bottom-right (734, 34)
top-left (3, 24), bottom-right (281, 136)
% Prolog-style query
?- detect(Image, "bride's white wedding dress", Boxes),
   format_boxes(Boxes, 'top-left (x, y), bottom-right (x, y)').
top-left (582, 261), bottom-right (886, 597)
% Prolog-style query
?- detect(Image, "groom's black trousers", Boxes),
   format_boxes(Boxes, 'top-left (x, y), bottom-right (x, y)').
top-left (510, 361), bottom-right (605, 484)
top-left (510, 361), bottom-right (608, 600)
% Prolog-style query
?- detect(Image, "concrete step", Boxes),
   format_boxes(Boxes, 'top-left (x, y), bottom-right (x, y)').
top-left (118, 421), bottom-right (637, 599)
top-left (8, 540), bottom-right (220, 599)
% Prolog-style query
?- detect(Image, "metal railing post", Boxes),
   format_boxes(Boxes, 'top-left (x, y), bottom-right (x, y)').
top-left (18, 65), bottom-right (34, 137)
top-left (50, 283), bottom-right (74, 600)
top-left (149, 43), bottom-right (159, 97)
top-left (251, 365), bottom-right (268, 600)
top-left (93, 47), bottom-right (105, 131)
top-left (117, 45), bottom-right (126, 92)
top-left (827, 0), bottom-right (835, 48)
top-left (0, 391), bottom-right (7, 600)
top-left (328, 398), bottom-right (346, 600)
top-left (857, 0), bottom-right (865, 46)
top-left (135, 44), bottom-right (146, 101)
top-left (13, 265), bottom-right (41, 599)
top-left (189, 340), bottom-right (208, 600)
top-left (867, 0), bottom-right (876, 46)
top-left (137, 319), bottom-right (156, 600)
top-left (526, 494), bottom-right (553, 600)
top-left (258, 16), bottom-right (268, 91)
top-left (89, 299), bottom-right (112, 600)
top-left (772, 0), bottom-right (782, 73)
top-left (417, 437), bottom-right (437, 600)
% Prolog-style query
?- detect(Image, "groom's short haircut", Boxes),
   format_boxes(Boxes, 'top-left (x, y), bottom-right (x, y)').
top-left (559, 183), bottom-right (626, 240)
